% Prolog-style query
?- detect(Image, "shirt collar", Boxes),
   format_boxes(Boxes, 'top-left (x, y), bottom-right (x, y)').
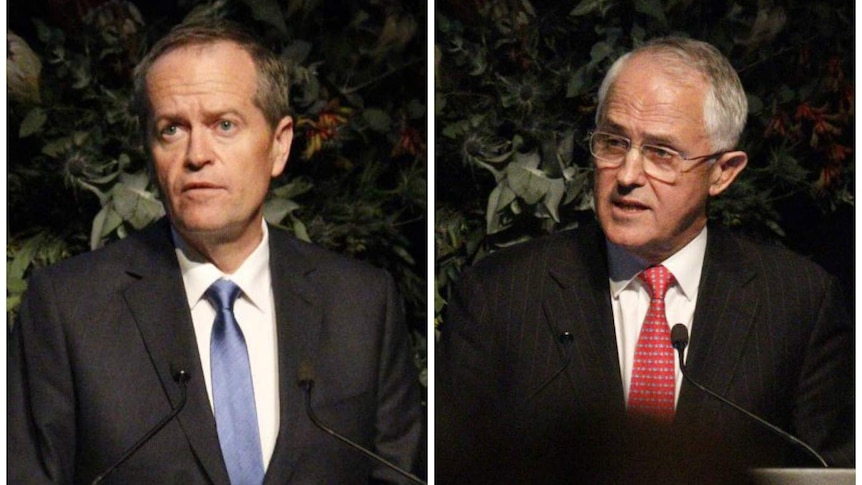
top-left (607, 226), bottom-right (707, 301)
top-left (173, 221), bottom-right (272, 311)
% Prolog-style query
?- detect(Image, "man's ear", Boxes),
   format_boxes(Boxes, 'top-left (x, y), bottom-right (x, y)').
top-left (270, 116), bottom-right (294, 177)
top-left (708, 151), bottom-right (747, 196)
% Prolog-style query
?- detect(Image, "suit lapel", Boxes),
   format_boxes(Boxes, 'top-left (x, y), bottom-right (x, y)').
top-left (676, 227), bottom-right (758, 422)
top-left (544, 226), bottom-right (625, 414)
top-left (263, 230), bottom-right (323, 484)
top-left (122, 220), bottom-right (230, 485)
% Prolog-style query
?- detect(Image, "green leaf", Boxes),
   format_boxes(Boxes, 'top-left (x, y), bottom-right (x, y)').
top-left (283, 40), bottom-right (313, 64)
top-left (119, 171), bottom-right (150, 191)
top-left (442, 119), bottom-right (470, 139)
top-left (290, 216), bottom-right (311, 242)
top-left (363, 108), bottom-right (393, 133)
top-left (90, 205), bottom-right (123, 249)
top-left (634, 0), bottom-right (668, 25)
top-left (407, 98), bottom-right (426, 119)
top-left (264, 197), bottom-right (300, 224)
top-left (566, 65), bottom-right (589, 98)
top-left (506, 163), bottom-right (550, 205)
top-left (19, 108), bottom-right (47, 138)
top-left (590, 41), bottom-right (613, 65)
top-left (111, 183), bottom-right (164, 230)
top-left (777, 85), bottom-right (795, 104)
top-left (570, 0), bottom-right (605, 16)
top-left (272, 177), bottom-right (314, 199)
top-left (8, 234), bottom-right (42, 280)
top-left (511, 150), bottom-right (541, 170)
top-left (237, 0), bottom-right (288, 35)
top-left (747, 94), bottom-right (764, 115)
top-left (435, 91), bottom-right (447, 116)
top-left (473, 159), bottom-right (505, 183)
top-left (42, 137), bottom-right (71, 158)
top-left (542, 178), bottom-right (566, 222)
top-left (392, 245), bottom-right (416, 265)
top-left (485, 184), bottom-right (515, 234)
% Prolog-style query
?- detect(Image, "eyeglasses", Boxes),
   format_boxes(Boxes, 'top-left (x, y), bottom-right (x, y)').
top-left (589, 131), bottom-right (723, 184)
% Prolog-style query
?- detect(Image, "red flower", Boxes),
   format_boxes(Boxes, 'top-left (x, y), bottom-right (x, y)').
top-left (392, 126), bottom-right (424, 158)
top-left (826, 143), bottom-right (852, 163)
top-left (297, 100), bottom-right (352, 159)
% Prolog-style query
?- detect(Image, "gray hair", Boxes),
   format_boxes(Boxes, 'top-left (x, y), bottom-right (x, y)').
top-left (132, 18), bottom-right (291, 139)
top-left (595, 37), bottom-right (748, 152)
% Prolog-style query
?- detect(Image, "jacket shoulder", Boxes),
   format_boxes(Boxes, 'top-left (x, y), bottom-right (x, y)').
top-left (467, 223), bottom-right (602, 278)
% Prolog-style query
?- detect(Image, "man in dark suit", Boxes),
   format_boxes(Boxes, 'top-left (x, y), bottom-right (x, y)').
top-left (437, 37), bottom-right (853, 483)
top-left (8, 19), bottom-right (423, 484)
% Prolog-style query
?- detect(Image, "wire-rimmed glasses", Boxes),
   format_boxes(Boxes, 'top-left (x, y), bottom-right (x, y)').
top-left (589, 131), bottom-right (723, 184)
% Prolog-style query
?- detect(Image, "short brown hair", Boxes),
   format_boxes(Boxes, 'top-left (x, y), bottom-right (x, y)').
top-left (132, 18), bottom-right (291, 137)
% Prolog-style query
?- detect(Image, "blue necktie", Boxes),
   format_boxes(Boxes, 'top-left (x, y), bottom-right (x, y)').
top-left (206, 279), bottom-right (265, 485)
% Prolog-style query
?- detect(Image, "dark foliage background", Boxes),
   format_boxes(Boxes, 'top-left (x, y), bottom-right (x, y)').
top-left (435, 0), bottom-right (854, 323)
top-left (7, 0), bottom-right (427, 384)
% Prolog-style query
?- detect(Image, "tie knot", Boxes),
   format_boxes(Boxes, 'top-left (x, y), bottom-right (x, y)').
top-left (638, 265), bottom-right (675, 300)
top-left (205, 279), bottom-right (241, 311)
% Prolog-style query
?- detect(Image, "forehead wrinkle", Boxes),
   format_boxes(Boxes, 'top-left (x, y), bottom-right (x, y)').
top-left (603, 99), bottom-right (693, 147)
top-left (603, 71), bottom-right (708, 148)
top-left (146, 41), bottom-right (259, 113)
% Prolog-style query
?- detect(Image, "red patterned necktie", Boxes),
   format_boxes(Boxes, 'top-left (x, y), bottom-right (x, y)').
top-left (628, 265), bottom-right (677, 420)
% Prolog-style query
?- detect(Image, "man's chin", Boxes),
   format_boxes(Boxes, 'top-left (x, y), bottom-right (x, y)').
top-left (172, 219), bottom-right (239, 243)
top-left (602, 226), bottom-right (660, 261)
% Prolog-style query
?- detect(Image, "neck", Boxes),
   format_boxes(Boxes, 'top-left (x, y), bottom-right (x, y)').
top-left (173, 219), bottom-right (265, 274)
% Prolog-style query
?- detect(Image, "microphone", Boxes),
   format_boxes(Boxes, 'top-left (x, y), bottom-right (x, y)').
top-left (297, 362), bottom-right (426, 485)
top-left (670, 324), bottom-right (828, 468)
top-left (91, 366), bottom-right (192, 485)
top-left (522, 331), bottom-right (574, 405)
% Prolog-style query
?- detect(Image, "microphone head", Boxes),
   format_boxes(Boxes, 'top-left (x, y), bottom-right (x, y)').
top-left (670, 324), bottom-right (689, 352)
top-left (170, 363), bottom-right (191, 383)
top-left (297, 360), bottom-right (315, 389)
top-left (173, 369), bottom-right (191, 383)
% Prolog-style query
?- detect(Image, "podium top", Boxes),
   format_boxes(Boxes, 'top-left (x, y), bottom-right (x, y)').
top-left (750, 468), bottom-right (855, 485)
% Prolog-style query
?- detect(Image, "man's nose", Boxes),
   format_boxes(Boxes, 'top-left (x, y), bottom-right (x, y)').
top-left (615, 147), bottom-right (647, 186)
top-left (184, 128), bottom-right (214, 169)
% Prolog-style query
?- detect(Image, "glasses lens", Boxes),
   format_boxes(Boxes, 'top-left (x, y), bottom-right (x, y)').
top-left (591, 133), bottom-right (628, 163)
top-left (641, 145), bottom-right (679, 182)
top-left (590, 133), bottom-right (681, 183)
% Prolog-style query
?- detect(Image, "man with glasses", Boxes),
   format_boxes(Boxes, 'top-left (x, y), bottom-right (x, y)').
top-left (438, 37), bottom-right (853, 483)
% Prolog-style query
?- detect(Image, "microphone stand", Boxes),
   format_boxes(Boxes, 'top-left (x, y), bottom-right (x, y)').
top-left (91, 370), bottom-right (191, 485)
top-left (670, 324), bottom-right (828, 468)
top-left (299, 378), bottom-right (426, 485)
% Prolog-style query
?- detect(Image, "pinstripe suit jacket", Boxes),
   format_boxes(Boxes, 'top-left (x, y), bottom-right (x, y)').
top-left (437, 223), bottom-right (853, 483)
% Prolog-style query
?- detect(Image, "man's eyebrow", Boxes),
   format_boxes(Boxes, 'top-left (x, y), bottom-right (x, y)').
top-left (152, 109), bottom-right (244, 124)
top-left (600, 119), bottom-right (682, 148)
top-left (598, 120), bottom-right (626, 134)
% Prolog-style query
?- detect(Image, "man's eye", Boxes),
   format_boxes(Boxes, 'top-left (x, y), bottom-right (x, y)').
top-left (218, 120), bottom-right (234, 131)
top-left (160, 124), bottom-right (179, 137)
top-left (606, 137), bottom-right (627, 149)
top-left (601, 138), bottom-right (628, 152)
top-left (646, 146), bottom-right (675, 160)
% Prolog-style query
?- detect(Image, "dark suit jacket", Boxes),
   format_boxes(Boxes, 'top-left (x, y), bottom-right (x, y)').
top-left (9, 219), bottom-right (424, 484)
top-left (437, 223), bottom-right (853, 484)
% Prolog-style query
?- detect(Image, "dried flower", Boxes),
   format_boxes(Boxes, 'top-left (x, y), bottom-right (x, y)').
top-left (7, 31), bottom-right (42, 105)
top-left (297, 100), bottom-right (352, 159)
top-left (392, 126), bottom-right (424, 158)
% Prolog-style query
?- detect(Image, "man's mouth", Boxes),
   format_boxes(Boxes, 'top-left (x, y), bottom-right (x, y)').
top-left (182, 181), bottom-right (222, 192)
top-left (613, 199), bottom-right (649, 211)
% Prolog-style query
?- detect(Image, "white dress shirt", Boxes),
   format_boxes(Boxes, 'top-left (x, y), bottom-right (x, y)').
top-left (607, 227), bottom-right (707, 407)
top-left (173, 223), bottom-right (279, 469)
